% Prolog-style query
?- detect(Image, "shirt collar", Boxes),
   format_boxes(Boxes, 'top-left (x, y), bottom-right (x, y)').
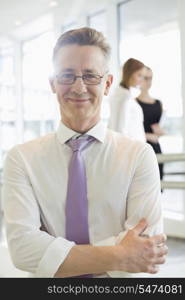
top-left (56, 120), bottom-right (107, 145)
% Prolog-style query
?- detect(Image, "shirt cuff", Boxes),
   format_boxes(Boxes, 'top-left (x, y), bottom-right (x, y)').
top-left (35, 237), bottom-right (75, 277)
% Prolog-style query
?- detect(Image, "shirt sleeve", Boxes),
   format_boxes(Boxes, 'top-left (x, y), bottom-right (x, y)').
top-left (115, 98), bottom-right (129, 134)
top-left (108, 88), bottom-right (130, 135)
top-left (94, 143), bottom-right (163, 277)
top-left (2, 147), bottom-right (75, 277)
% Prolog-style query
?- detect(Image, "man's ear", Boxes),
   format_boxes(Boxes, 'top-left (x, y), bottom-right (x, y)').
top-left (104, 74), bottom-right (113, 96)
top-left (49, 76), bottom-right (56, 94)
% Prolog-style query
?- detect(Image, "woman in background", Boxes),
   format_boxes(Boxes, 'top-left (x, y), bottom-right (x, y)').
top-left (108, 58), bottom-right (146, 141)
top-left (136, 66), bottom-right (165, 180)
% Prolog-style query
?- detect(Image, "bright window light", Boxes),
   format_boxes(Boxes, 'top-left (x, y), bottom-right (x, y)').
top-left (119, 28), bottom-right (182, 117)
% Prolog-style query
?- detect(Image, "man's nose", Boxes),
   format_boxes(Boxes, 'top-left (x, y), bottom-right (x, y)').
top-left (70, 77), bottom-right (88, 93)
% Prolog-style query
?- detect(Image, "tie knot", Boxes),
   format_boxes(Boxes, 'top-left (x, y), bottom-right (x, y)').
top-left (67, 135), bottom-right (95, 152)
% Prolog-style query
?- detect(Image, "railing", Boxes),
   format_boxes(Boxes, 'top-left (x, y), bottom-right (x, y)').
top-left (156, 153), bottom-right (185, 189)
top-left (0, 168), bottom-right (3, 241)
top-left (156, 153), bottom-right (185, 163)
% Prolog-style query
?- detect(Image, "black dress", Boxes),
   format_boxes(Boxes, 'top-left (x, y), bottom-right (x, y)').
top-left (136, 98), bottom-right (163, 180)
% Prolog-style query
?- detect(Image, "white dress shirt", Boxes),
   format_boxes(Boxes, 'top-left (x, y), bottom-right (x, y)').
top-left (2, 120), bottom-right (163, 278)
top-left (108, 86), bottom-right (146, 142)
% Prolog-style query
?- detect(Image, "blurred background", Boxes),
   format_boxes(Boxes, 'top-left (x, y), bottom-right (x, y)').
top-left (0, 0), bottom-right (185, 277)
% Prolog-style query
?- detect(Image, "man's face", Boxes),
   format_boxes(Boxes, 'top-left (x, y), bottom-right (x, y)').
top-left (50, 45), bottom-right (113, 125)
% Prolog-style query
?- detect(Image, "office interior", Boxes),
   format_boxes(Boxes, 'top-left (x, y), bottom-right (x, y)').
top-left (0, 0), bottom-right (185, 277)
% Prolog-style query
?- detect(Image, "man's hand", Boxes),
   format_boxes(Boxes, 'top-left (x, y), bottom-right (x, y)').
top-left (116, 219), bottom-right (168, 274)
top-left (54, 219), bottom-right (167, 277)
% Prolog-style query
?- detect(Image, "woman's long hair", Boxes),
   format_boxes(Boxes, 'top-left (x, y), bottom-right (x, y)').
top-left (120, 58), bottom-right (144, 89)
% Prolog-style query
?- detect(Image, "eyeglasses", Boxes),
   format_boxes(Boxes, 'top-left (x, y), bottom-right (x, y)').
top-left (55, 72), bottom-right (107, 85)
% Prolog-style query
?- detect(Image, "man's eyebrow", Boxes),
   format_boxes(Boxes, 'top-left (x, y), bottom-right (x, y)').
top-left (60, 68), bottom-right (75, 72)
top-left (83, 69), bottom-right (96, 73)
top-left (59, 68), bottom-right (98, 73)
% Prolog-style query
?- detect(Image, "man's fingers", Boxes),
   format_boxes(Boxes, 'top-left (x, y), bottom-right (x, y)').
top-left (147, 265), bottom-right (159, 274)
top-left (156, 245), bottom-right (168, 257)
top-left (154, 256), bottom-right (167, 265)
top-left (151, 233), bottom-right (167, 245)
top-left (132, 218), bottom-right (148, 235)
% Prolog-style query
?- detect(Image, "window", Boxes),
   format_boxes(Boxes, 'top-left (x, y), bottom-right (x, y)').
top-left (0, 46), bottom-right (16, 168)
top-left (87, 10), bottom-right (107, 37)
top-left (118, 0), bottom-right (182, 151)
top-left (22, 31), bottom-right (59, 142)
top-left (62, 22), bottom-right (78, 33)
top-left (118, 0), bottom-right (185, 235)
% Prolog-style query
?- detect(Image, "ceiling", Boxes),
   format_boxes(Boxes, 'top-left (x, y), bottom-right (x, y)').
top-left (120, 0), bottom-right (179, 36)
top-left (0, 0), bottom-right (108, 46)
top-left (0, 0), bottom-right (58, 45)
top-left (0, 0), bottom-right (180, 47)
top-left (0, 0), bottom-right (55, 33)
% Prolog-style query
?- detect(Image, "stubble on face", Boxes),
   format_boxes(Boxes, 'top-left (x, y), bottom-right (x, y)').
top-left (52, 45), bottom-right (111, 132)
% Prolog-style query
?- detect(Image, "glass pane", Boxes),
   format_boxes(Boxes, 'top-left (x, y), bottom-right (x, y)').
top-left (119, 0), bottom-right (181, 114)
top-left (0, 54), bottom-right (14, 86)
top-left (118, 0), bottom-right (182, 150)
top-left (23, 120), bottom-right (55, 142)
top-left (22, 31), bottom-right (57, 141)
top-left (0, 46), bottom-right (16, 166)
top-left (62, 22), bottom-right (78, 32)
top-left (23, 31), bottom-right (55, 90)
top-left (118, 0), bottom-right (184, 221)
top-left (88, 11), bottom-right (107, 37)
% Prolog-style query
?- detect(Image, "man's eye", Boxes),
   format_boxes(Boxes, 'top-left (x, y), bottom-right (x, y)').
top-left (62, 74), bottom-right (74, 79)
top-left (84, 74), bottom-right (97, 79)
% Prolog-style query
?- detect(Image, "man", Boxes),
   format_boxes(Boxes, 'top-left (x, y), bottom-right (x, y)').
top-left (2, 28), bottom-right (167, 278)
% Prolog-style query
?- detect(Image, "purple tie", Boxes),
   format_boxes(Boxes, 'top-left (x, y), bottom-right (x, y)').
top-left (65, 135), bottom-right (95, 278)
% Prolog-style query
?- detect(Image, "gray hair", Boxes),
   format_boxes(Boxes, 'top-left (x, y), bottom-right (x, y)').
top-left (53, 27), bottom-right (111, 66)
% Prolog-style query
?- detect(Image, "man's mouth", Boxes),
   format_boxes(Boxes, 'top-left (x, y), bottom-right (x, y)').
top-left (65, 98), bottom-right (90, 103)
